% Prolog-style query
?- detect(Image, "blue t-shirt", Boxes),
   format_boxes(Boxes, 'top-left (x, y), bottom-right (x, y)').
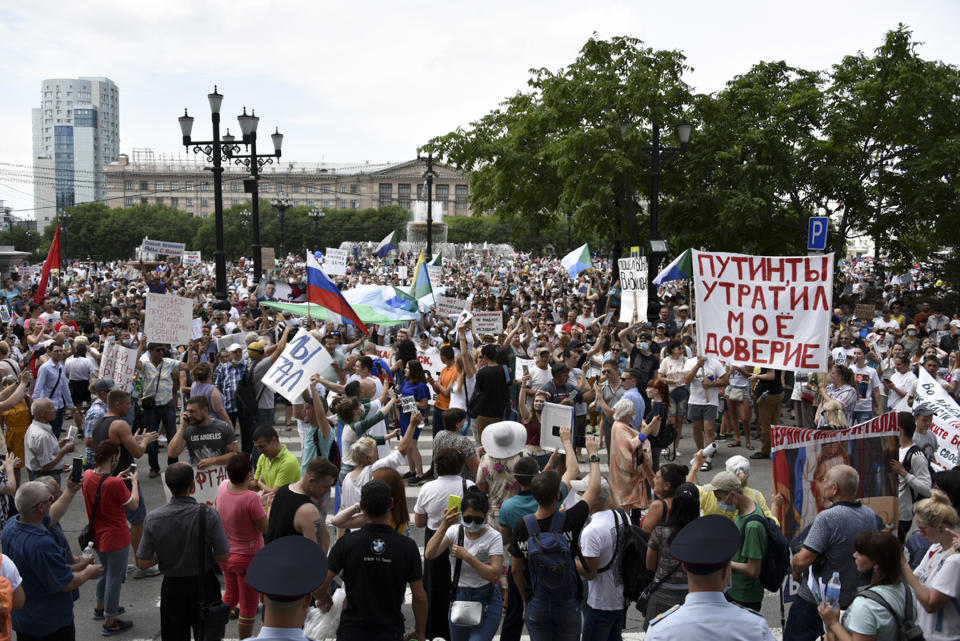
top-left (2, 517), bottom-right (76, 636)
top-left (398, 380), bottom-right (430, 430)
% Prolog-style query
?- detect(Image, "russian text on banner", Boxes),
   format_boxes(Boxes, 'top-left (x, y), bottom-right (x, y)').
top-left (262, 329), bottom-right (334, 404)
top-left (618, 256), bottom-right (649, 323)
top-left (473, 311), bottom-right (503, 335)
top-left (693, 251), bottom-right (834, 371)
top-left (905, 368), bottom-right (960, 470)
top-left (100, 342), bottom-right (139, 392)
top-left (145, 293), bottom-right (194, 346)
top-left (162, 463), bottom-right (228, 506)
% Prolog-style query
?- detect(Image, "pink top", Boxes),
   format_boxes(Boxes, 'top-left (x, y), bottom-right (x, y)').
top-left (216, 480), bottom-right (266, 557)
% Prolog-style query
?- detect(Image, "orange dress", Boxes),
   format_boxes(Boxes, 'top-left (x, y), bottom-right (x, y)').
top-left (2, 400), bottom-right (31, 468)
top-left (609, 421), bottom-right (650, 509)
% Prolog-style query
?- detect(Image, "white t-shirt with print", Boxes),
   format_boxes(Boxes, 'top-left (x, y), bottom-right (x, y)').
top-left (914, 543), bottom-right (960, 641)
top-left (445, 524), bottom-right (503, 589)
top-left (683, 357), bottom-right (725, 406)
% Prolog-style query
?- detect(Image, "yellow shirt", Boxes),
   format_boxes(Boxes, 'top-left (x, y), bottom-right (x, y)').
top-left (699, 484), bottom-right (777, 524)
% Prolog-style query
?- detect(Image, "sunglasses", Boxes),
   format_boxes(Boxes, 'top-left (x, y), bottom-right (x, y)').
top-left (461, 515), bottom-right (485, 525)
top-left (602, 369), bottom-right (614, 374)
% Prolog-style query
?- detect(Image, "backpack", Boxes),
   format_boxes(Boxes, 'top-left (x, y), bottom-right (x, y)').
top-left (523, 512), bottom-right (581, 603)
top-left (235, 365), bottom-right (263, 417)
top-left (903, 446), bottom-right (935, 501)
top-left (607, 507), bottom-right (655, 603)
top-left (856, 584), bottom-right (925, 641)
top-left (740, 513), bottom-right (791, 592)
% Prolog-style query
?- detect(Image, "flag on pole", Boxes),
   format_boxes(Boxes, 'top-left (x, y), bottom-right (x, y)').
top-left (653, 249), bottom-right (693, 285)
top-left (306, 253), bottom-right (368, 333)
top-left (411, 252), bottom-right (433, 301)
top-left (374, 231), bottom-right (397, 258)
top-left (560, 243), bottom-right (592, 278)
top-left (34, 224), bottom-right (61, 304)
top-left (429, 251), bottom-right (442, 266)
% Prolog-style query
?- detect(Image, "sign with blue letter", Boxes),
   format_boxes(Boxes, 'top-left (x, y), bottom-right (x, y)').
top-left (807, 217), bottom-right (829, 251)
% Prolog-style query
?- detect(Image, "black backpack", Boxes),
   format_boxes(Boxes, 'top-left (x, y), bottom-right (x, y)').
top-left (606, 507), bottom-right (655, 603)
top-left (235, 365), bottom-right (262, 417)
top-left (856, 584), bottom-right (925, 641)
top-left (903, 446), bottom-right (935, 501)
top-left (740, 513), bottom-right (791, 592)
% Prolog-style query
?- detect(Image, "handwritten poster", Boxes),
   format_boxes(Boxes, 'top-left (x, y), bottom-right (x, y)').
top-left (324, 248), bottom-right (348, 276)
top-left (145, 293), bottom-right (194, 346)
top-left (618, 256), bottom-right (649, 324)
top-left (473, 311), bottom-right (503, 335)
top-left (162, 463), bottom-right (228, 506)
top-left (262, 330), bottom-right (333, 403)
top-left (99, 342), bottom-right (139, 392)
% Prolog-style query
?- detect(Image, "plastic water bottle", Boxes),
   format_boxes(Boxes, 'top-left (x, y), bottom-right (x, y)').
top-left (689, 441), bottom-right (719, 468)
top-left (825, 571), bottom-right (842, 609)
top-left (82, 542), bottom-right (95, 560)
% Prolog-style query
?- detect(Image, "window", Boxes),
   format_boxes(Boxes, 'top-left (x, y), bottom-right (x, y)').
top-left (379, 183), bottom-right (392, 208)
top-left (155, 197), bottom-right (164, 204)
top-left (322, 199), bottom-right (331, 208)
top-left (340, 199), bottom-right (348, 209)
top-left (351, 200), bottom-right (359, 209)
top-left (398, 184), bottom-right (411, 209)
top-left (201, 198), bottom-right (209, 207)
top-left (124, 180), bottom-right (133, 190)
top-left (186, 198), bottom-right (194, 206)
top-left (231, 198), bottom-right (239, 205)
top-left (350, 183), bottom-right (358, 194)
top-left (140, 198), bottom-right (148, 204)
top-left (124, 196), bottom-right (133, 206)
top-left (321, 184), bottom-right (331, 193)
top-left (307, 200), bottom-right (315, 206)
top-left (455, 184), bottom-right (468, 210)
top-left (292, 184), bottom-right (300, 193)
top-left (155, 181), bottom-right (165, 191)
top-left (201, 182), bottom-right (209, 191)
top-left (170, 181), bottom-right (179, 191)
top-left (436, 184), bottom-right (450, 200)
top-left (170, 197), bottom-right (179, 206)
top-left (139, 181), bottom-right (149, 190)
top-left (339, 183), bottom-right (349, 193)
top-left (185, 181), bottom-right (194, 190)
top-left (261, 183), bottom-right (271, 193)
top-left (230, 182), bottom-right (240, 192)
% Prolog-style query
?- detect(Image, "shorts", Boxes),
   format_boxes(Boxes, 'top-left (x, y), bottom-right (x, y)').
top-left (668, 386), bottom-right (689, 418)
top-left (687, 403), bottom-right (718, 423)
top-left (69, 379), bottom-right (92, 406)
top-left (125, 482), bottom-right (146, 525)
top-left (724, 385), bottom-right (747, 402)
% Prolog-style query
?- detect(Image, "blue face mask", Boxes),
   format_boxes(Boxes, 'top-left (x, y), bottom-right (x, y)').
top-left (638, 342), bottom-right (650, 352)
top-left (716, 493), bottom-right (736, 512)
top-left (461, 518), bottom-right (485, 533)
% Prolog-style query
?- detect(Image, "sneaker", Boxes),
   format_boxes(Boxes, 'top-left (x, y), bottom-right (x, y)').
top-left (401, 471), bottom-right (417, 480)
top-left (102, 619), bottom-right (134, 636)
top-left (407, 475), bottom-right (428, 487)
top-left (229, 607), bottom-right (240, 620)
top-left (749, 452), bottom-right (770, 460)
top-left (132, 564), bottom-right (161, 579)
top-left (94, 606), bottom-right (125, 620)
top-left (699, 460), bottom-right (712, 472)
top-left (148, 469), bottom-right (160, 479)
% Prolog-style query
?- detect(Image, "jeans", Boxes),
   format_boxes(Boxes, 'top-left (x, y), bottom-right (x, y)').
top-left (783, 596), bottom-right (825, 641)
top-left (449, 584), bottom-right (503, 641)
top-left (51, 407), bottom-right (65, 438)
top-left (433, 406), bottom-right (447, 437)
top-left (852, 410), bottom-right (873, 426)
top-left (581, 604), bottom-right (624, 641)
top-left (525, 597), bottom-right (581, 641)
top-left (500, 565), bottom-right (525, 641)
top-left (95, 546), bottom-right (129, 618)
top-left (144, 401), bottom-right (178, 472)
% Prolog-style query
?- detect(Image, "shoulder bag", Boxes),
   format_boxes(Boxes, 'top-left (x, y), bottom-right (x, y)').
top-left (197, 506), bottom-right (231, 641)
top-left (78, 473), bottom-right (109, 550)
top-left (449, 524), bottom-right (485, 627)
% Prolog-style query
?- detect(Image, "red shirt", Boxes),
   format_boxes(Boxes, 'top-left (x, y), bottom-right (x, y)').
top-left (82, 470), bottom-right (132, 552)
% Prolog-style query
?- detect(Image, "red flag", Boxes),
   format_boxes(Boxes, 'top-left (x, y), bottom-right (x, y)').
top-left (33, 224), bottom-right (61, 304)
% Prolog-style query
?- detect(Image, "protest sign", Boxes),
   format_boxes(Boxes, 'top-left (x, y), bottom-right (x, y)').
top-left (436, 295), bottom-right (470, 317)
top-left (416, 347), bottom-right (443, 379)
top-left (162, 463), bottom-right (228, 507)
top-left (262, 330), bottom-right (333, 403)
top-left (694, 251), bottom-right (834, 371)
top-left (904, 368), bottom-right (960, 470)
top-left (398, 265), bottom-right (408, 280)
top-left (427, 263), bottom-right (442, 286)
top-left (400, 396), bottom-right (418, 413)
top-left (145, 293), bottom-right (194, 345)
top-left (515, 358), bottom-right (535, 378)
top-left (473, 311), bottom-right (503, 335)
top-left (324, 248), bottom-right (348, 276)
top-left (192, 317), bottom-right (204, 340)
top-left (141, 238), bottom-right (186, 256)
top-left (772, 412), bottom-right (900, 543)
top-left (99, 342), bottom-right (138, 392)
top-left (854, 303), bottom-right (877, 322)
top-left (182, 250), bottom-right (201, 265)
top-left (0, 305), bottom-right (9, 323)
top-left (262, 247), bottom-right (276, 267)
top-left (216, 334), bottom-right (242, 352)
top-left (540, 402), bottom-right (574, 451)
top-left (618, 257), bottom-right (649, 323)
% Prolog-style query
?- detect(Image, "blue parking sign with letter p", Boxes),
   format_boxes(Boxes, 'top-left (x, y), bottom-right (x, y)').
top-left (807, 216), bottom-right (828, 251)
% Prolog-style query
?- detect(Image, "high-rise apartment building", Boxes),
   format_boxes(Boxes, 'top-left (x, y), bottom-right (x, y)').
top-left (32, 77), bottom-right (119, 231)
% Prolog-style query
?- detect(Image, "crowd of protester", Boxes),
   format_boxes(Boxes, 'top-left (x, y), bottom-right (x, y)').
top-left (0, 248), bottom-right (957, 641)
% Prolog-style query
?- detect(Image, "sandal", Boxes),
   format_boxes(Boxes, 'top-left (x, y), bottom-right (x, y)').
top-left (727, 441), bottom-right (741, 448)
top-left (745, 443), bottom-right (755, 450)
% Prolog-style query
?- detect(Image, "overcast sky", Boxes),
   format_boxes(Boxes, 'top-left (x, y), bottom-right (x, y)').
top-left (1, 0), bottom-right (958, 217)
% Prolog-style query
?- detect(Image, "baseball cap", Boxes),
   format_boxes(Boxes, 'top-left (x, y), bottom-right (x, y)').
top-left (702, 470), bottom-right (741, 494)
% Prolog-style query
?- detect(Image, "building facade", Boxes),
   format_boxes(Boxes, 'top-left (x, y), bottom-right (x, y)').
top-left (104, 152), bottom-right (473, 218)
top-left (32, 77), bottom-right (119, 231)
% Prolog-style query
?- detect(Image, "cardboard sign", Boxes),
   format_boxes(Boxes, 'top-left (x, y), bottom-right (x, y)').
top-left (540, 402), bottom-right (574, 451)
top-left (694, 251), bottom-right (834, 371)
top-left (145, 293), bottom-right (194, 346)
top-left (192, 317), bottom-right (204, 340)
top-left (99, 342), bottom-right (139, 392)
top-left (854, 303), bottom-right (877, 322)
top-left (618, 256), bottom-right (649, 324)
top-left (324, 248), bottom-right (348, 276)
top-left (416, 347), bottom-right (443, 378)
top-left (142, 238), bottom-right (186, 256)
top-left (437, 295), bottom-right (470, 317)
top-left (400, 395), bottom-right (418, 413)
top-left (182, 250), bottom-right (201, 265)
top-left (162, 463), bottom-right (228, 507)
top-left (262, 330), bottom-right (334, 403)
top-left (473, 311), bottom-right (503, 335)
top-left (261, 247), bottom-right (276, 267)
top-left (398, 265), bottom-right (408, 280)
top-left (216, 334), bottom-right (242, 352)
top-left (427, 263), bottom-right (442, 286)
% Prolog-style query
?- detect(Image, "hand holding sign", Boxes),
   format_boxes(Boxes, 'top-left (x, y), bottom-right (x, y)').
top-left (262, 330), bottom-right (334, 403)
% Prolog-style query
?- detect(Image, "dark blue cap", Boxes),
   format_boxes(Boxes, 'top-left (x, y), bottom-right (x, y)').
top-left (247, 535), bottom-right (328, 600)
top-left (668, 514), bottom-right (740, 574)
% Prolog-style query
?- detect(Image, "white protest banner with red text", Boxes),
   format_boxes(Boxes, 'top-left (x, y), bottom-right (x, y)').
top-left (473, 311), bottom-right (504, 335)
top-left (416, 347), bottom-right (443, 379)
top-left (145, 293), bottom-right (195, 346)
top-left (906, 368), bottom-right (960, 470)
top-left (161, 463), bottom-right (228, 506)
top-left (693, 251), bottom-right (834, 371)
top-left (99, 342), bottom-right (138, 392)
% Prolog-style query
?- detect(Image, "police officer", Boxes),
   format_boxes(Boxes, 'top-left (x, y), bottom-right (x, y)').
top-left (645, 514), bottom-right (775, 641)
top-left (246, 535), bottom-right (329, 641)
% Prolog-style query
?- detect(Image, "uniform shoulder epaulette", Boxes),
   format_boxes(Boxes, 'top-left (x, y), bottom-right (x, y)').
top-left (648, 604), bottom-right (680, 626)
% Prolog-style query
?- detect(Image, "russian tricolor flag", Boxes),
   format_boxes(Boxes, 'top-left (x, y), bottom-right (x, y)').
top-left (307, 253), bottom-right (369, 334)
